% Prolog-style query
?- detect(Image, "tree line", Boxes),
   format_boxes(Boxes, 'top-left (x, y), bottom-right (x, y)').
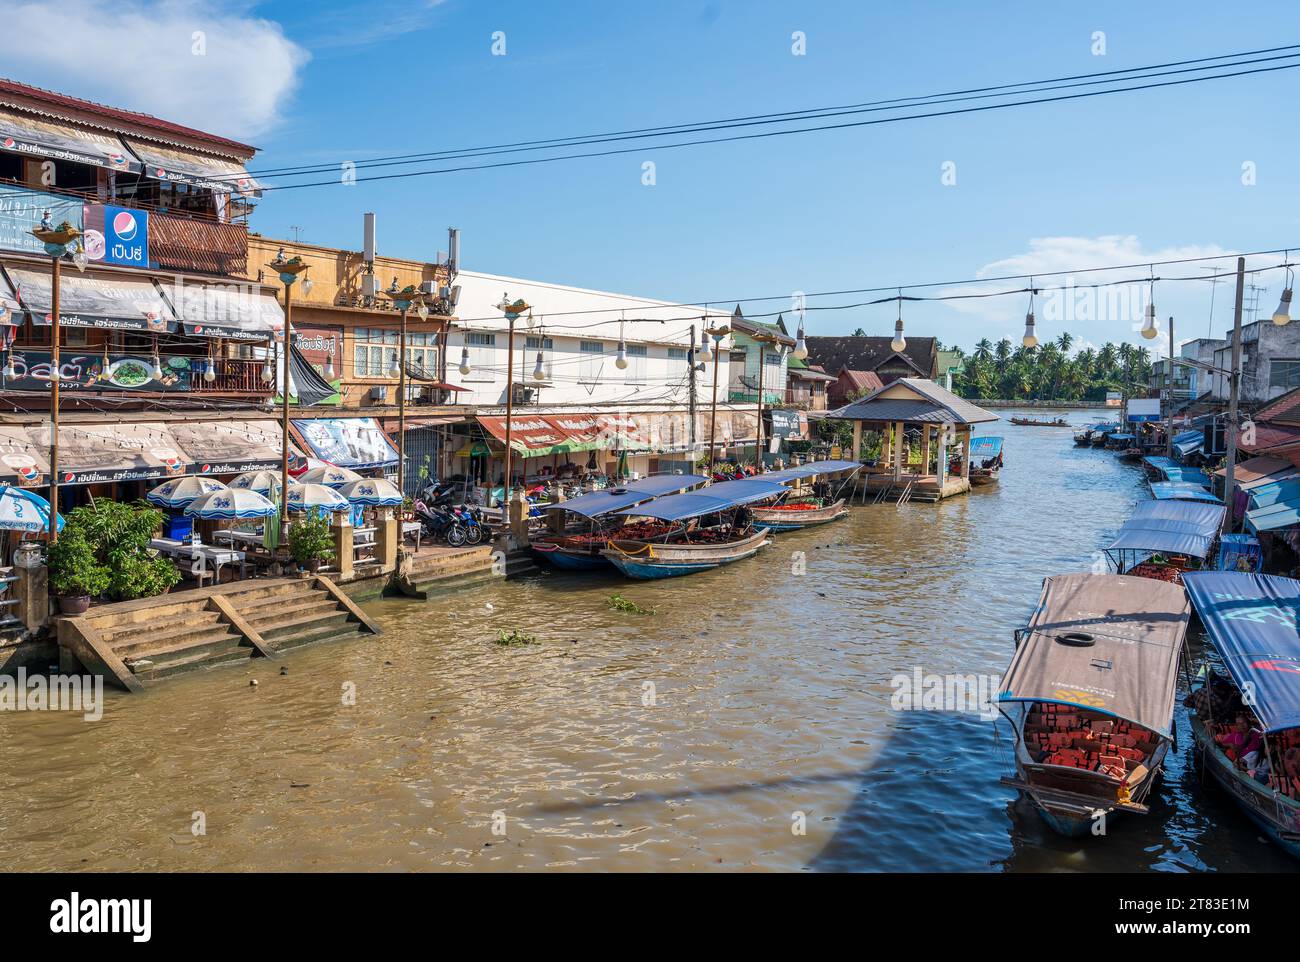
top-left (943, 334), bottom-right (1152, 402)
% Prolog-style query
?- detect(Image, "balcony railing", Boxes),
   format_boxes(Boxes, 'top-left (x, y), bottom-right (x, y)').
top-left (150, 212), bottom-right (248, 276)
top-left (192, 358), bottom-right (268, 394)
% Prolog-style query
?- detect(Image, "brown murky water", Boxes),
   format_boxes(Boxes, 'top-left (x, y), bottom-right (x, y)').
top-left (1, 413), bottom-right (1295, 872)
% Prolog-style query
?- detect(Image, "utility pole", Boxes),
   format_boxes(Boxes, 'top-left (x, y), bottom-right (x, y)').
top-left (687, 323), bottom-right (697, 451)
top-left (1223, 257), bottom-right (1246, 534)
top-left (1165, 315), bottom-right (1175, 459)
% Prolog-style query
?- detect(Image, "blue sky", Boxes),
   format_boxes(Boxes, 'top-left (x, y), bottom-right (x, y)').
top-left (5, 0), bottom-right (1299, 352)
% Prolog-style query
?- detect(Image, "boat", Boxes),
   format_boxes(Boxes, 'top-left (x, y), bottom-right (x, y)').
top-left (751, 498), bottom-right (848, 531)
top-left (530, 473), bottom-right (708, 569)
top-left (998, 573), bottom-right (1191, 836)
top-left (1103, 432), bottom-right (1135, 450)
top-left (1102, 499), bottom-right (1225, 585)
top-left (967, 436), bottom-right (1004, 486)
top-left (599, 477), bottom-right (786, 579)
top-left (1182, 572), bottom-right (1300, 860)
top-left (1140, 455), bottom-right (1179, 481)
top-left (1073, 430), bottom-right (1094, 446)
top-left (1010, 416), bottom-right (1068, 427)
top-left (1148, 481), bottom-right (1221, 504)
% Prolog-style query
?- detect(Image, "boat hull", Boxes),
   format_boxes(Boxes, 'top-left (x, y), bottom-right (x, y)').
top-left (534, 547), bottom-right (610, 571)
top-left (968, 470), bottom-right (999, 487)
top-left (751, 499), bottom-right (849, 531)
top-left (602, 529), bottom-right (771, 579)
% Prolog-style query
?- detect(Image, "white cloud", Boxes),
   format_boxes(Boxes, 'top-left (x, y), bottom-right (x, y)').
top-left (1, 1), bottom-right (308, 142)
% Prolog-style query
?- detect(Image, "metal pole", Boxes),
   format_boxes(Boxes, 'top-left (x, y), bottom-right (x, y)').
top-left (281, 281), bottom-right (293, 535)
top-left (1165, 315), bottom-right (1175, 459)
top-left (755, 343), bottom-right (765, 467)
top-left (708, 338), bottom-right (721, 464)
top-left (1223, 257), bottom-right (1246, 534)
top-left (688, 323), bottom-right (697, 451)
top-left (503, 316), bottom-right (515, 497)
top-left (397, 307), bottom-right (408, 498)
top-left (48, 253), bottom-right (61, 542)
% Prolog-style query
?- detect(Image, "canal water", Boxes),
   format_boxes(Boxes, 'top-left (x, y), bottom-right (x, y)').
top-left (1, 413), bottom-right (1294, 872)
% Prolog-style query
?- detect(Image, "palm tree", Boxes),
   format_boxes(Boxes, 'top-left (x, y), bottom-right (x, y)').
top-left (1055, 332), bottom-right (1074, 354)
top-left (973, 338), bottom-right (993, 361)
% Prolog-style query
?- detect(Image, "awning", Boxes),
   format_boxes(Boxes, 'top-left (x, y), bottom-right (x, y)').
top-left (998, 573), bottom-right (1190, 736)
top-left (0, 106), bottom-right (138, 172)
top-left (162, 278), bottom-right (283, 339)
top-left (1162, 466), bottom-right (1210, 485)
top-left (760, 459), bottom-right (863, 483)
top-left (123, 137), bottom-right (260, 196)
top-left (969, 437), bottom-right (1004, 459)
top-left (5, 264), bottom-right (174, 333)
top-left (1249, 477), bottom-right (1300, 509)
top-left (1173, 430), bottom-right (1203, 458)
top-left (292, 416), bottom-right (398, 469)
top-left (1128, 499), bottom-right (1225, 535)
top-left (1149, 481), bottom-right (1221, 503)
top-left (1142, 455), bottom-right (1179, 471)
top-left (1182, 572), bottom-right (1300, 733)
top-left (477, 413), bottom-right (654, 458)
top-left (1245, 498), bottom-right (1300, 533)
top-left (1106, 524), bottom-right (1214, 559)
top-left (1213, 456), bottom-right (1296, 487)
top-left (615, 478), bottom-right (788, 522)
top-left (164, 419), bottom-right (287, 475)
top-left (547, 473), bottom-right (710, 518)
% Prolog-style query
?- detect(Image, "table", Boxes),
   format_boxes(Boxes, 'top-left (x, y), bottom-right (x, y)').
top-left (150, 539), bottom-right (247, 584)
top-left (213, 529), bottom-right (266, 549)
top-left (402, 520), bottom-right (422, 548)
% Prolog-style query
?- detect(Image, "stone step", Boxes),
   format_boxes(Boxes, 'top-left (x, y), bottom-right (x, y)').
top-left (229, 581), bottom-right (325, 613)
top-left (213, 579), bottom-right (320, 605)
top-left (85, 598), bottom-right (213, 631)
top-left (98, 607), bottom-right (224, 644)
top-left (131, 645), bottom-right (252, 681)
top-left (258, 609), bottom-right (353, 642)
top-left (404, 553), bottom-right (496, 578)
top-left (115, 626), bottom-right (242, 661)
top-left (268, 620), bottom-right (370, 651)
top-left (242, 596), bottom-right (340, 626)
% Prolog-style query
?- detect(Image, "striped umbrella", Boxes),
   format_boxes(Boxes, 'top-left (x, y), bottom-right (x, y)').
top-left (0, 485), bottom-right (61, 532)
top-left (183, 489), bottom-right (278, 521)
top-left (286, 482), bottom-right (350, 514)
top-left (229, 470), bottom-right (284, 498)
top-left (297, 465), bottom-right (363, 489)
top-left (339, 478), bottom-right (404, 507)
top-left (146, 475), bottom-right (229, 510)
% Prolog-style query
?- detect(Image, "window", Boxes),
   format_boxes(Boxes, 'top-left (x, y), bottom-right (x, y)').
top-left (1270, 359), bottom-right (1300, 390)
top-left (668, 347), bottom-right (688, 361)
top-left (625, 343), bottom-right (648, 382)
top-left (524, 335), bottom-right (554, 380)
top-left (580, 340), bottom-right (604, 381)
top-left (464, 331), bottom-right (497, 378)
top-left (405, 331), bottom-right (439, 378)
top-left (353, 327), bottom-right (397, 378)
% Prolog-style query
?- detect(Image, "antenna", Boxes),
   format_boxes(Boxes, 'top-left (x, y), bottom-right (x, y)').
top-left (289, 225), bottom-right (303, 243)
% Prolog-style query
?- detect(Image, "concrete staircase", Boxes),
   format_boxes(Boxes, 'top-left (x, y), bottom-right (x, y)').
top-left (59, 576), bottom-right (382, 690)
top-left (395, 545), bottom-right (502, 600)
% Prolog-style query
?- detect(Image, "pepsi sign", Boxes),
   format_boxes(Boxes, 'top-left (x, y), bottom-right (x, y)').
top-left (82, 203), bottom-right (149, 267)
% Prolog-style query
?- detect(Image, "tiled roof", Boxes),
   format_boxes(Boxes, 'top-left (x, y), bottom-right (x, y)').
top-left (0, 77), bottom-right (255, 156)
top-left (824, 377), bottom-right (999, 425)
top-left (805, 335), bottom-right (937, 378)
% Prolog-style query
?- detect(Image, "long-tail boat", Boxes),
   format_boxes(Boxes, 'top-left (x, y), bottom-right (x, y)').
top-left (600, 478), bottom-right (785, 579)
top-left (1182, 572), bottom-right (1300, 861)
top-left (530, 473), bottom-right (708, 570)
top-left (967, 436), bottom-right (1004, 486)
top-left (1009, 416), bottom-right (1068, 427)
top-left (749, 458), bottom-right (861, 530)
top-left (998, 573), bottom-right (1190, 836)
top-left (1102, 499), bottom-right (1224, 585)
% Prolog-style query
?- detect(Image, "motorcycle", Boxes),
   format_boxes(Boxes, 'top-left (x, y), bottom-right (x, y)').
top-left (413, 499), bottom-right (467, 547)
top-left (452, 504), bottom-right (485, 545)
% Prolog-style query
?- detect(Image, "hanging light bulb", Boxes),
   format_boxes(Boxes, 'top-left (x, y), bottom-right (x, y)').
top-left (260, 348), bottom-right (275, 382)
top-left (1022, 312), bottom-right (1038, 349)
top-left (47, 364), bottom-right (58, 382)
top-left (532, 350), bottom-right (546, 381)
top-left (1273, 288), bottom-right (1293, 326)
top-left (323, 352), bottom-right (335, 379)
top-left (151, 353), bottom-right (164, 380)
top-left (699, 330), bottom-right (713, 363)
top-left (300, 276), bottom-right (314, 296)
top-left (72, 245), bottom-right (87, 272)
top-left (793, 323), bottom-right (808, 360)
top-left (387, 350), bottom-right (400, 378)
top-left (417, 301), bottom-right (429, 320)
top-left (203, 356), bottom-right (217, 382)
top-left (287, 373), bottom-right (298, 399)
top-left (2, 352), bottom-right (15, 380)
top-left (615, 340), bottom-right (628, 369)
top-left (1140, 301), bottom-right (1159, 340)
top-left (891, 316), bottom-right (906, 354)
top-left (458, 346), bottom-right (471, 376)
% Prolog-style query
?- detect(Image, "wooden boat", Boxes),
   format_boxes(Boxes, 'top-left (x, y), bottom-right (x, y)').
top-left (1103, 499), bottom-right (1224, 584)
top-left (751, 498), bottom-right (847, 531)
top-left (531, 523), bottom-right (681, 570)
top-left (998, 573), bottom-right (1190, 836)
top-left (602, 527), bottom-right (771, 579)
top-left (1010, 416), bottom-right (1068, 427)
top-left (1182, 572), bottom-right (1300, 861)
top-left (1073, 431), bottom-right (1094, 446)
top-left (967, 437), bottom-right (1003, 486)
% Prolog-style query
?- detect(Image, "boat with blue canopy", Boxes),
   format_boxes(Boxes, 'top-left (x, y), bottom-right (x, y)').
top-left (1103, 500), bottom-right (1225, 582)
top-left (1105, 432), bottom-right (1136, 450)
top-left (1149, 481), bottom-right (1220, 503)
top-left (600, 478), bottom-right (785, 579)
top-left (1140, 455), bottom-right (1179, 480)
top-left (751, 459), bottom-right (861, 530)
top-left (1172, 429), bottom-right (1204, 459)
top-left (531, 473), bottom-right (709, 570)
top-left (1182, 572), bottom-right (1300, 859)
top-left (1160, 466), bottom-right (1210, 485)
top-left (998, 573), bottom-right (1191, 836)
top-left (966, 437), bottom-right (1004, 486)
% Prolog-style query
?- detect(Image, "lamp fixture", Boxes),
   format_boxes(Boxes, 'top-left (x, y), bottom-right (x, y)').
top-left (1273, 258), bottom-right (1293, 326)
top-left (459, 346), bottom-right (471, 376)
top-left (532, 351), bottom-right (546, 381)
top-left (699, 326), bottom-right (713, 363)
top-left (1140, 274), bottom-right (1159, 340)
top-left (1022, 284), bottom-right (1038, 348)
top-left (891, 298), bottom-right (906, 354)
top-left (793, 322), bottom-right (808, 360)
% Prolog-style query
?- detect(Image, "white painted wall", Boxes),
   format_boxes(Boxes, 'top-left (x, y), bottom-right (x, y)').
top-left (447, 269), bottom-right (734, 408)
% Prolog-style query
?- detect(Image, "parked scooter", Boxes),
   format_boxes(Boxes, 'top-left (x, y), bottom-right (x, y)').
top-left (413, 499), bottom-right (467, 547)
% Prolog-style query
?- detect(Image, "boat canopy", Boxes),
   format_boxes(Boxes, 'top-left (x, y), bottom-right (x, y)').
top-left (1248, 477), bottom-right (1300, 509)
top-left (545, 473), bottom-right (709, 518)
top-left (616, 478), bottom-right (787, 522)
top-left (1105, 524), bottom-right (1214, 559)
top-left (969, 437), bottom-right (1004, 458)
top-left (1149, 481), bottom-right (1220, 503)
top-left (1128, 499), bottom-right (1225, 534)
top-left (1245, 498), bottom-right (1300, 533)
top-left (1142, 455), bottom-right (1179, 471)
top-left (1161, 466), bottom-right (1210, 485)
top-left (998, 573), bottom-right (1190, 736)
top-left (1109, 433), bottom-right (1136, 442)
top-left (759, 459), bottom-right (862, 483)
top-left (1182, 572), bottom-right (1300, 733)
top-left (1173, 430), bottom-right (1204, 457)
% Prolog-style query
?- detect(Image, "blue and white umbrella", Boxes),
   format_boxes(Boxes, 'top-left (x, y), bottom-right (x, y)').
top-left (286, 482), bottom-right (349, 514)
top-left (297, 465), bottom-right (363, 489)
top-left (229, 470), bottom-right (283, 498)
top-left (184, 489), bottom-right (278, 521)
top-left (0, 485), bottom-right (61, 532)
top-left (339, 478), bottom-right (404, 507)
top-left (146, 475), bottom-right (229, 510)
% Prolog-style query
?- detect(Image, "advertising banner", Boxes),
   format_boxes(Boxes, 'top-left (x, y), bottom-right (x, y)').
top-left (83, 203), bottom-right (149, 268)
top-left (0, 350), bottom-right (192, 392)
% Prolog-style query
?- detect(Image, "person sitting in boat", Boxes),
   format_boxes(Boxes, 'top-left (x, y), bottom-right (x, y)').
top-left (732, 505), bottom-right (754, 535)
top-left (1215, 714), bottom-right (1256, 762)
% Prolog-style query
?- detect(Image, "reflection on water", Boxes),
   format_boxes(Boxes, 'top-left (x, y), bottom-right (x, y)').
top-left (0, 412), bottom-right (1294, 871)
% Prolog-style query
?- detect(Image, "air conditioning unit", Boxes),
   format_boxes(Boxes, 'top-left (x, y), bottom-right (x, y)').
top-left (419, 280), bottom-right (437, 294)
top-left (361, 273), bottom-right (379, 297)
top-left (368, 385), bottom-right (388, 402)
top-left (511, 384), bottom-right (535, 405)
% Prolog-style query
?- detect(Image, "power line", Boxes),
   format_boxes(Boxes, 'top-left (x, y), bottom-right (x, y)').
top-left (251, 60), bottom-right (1300, 192)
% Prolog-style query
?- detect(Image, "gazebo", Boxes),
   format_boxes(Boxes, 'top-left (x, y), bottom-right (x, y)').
top-left (820, 377), bottom-right (1000, 502)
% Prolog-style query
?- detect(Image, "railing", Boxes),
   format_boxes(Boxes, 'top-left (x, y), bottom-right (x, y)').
top-left (150, 212), bottom-right (248, 276)
top-left (784, 388), bottom-right (828, 410)
top-left (192, 358), bottom-right (269, 394)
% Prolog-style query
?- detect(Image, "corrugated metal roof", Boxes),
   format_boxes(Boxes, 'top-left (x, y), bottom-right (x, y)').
top-left (823, 377), bottom-right (999, 425)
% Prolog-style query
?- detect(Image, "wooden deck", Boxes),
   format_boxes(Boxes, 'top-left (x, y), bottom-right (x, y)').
top-left (853, 471), bottom-right (972, 503)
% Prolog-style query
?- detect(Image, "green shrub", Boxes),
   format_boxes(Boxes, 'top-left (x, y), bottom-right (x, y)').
top-left (287, 514), bottom-right (335, 565)
top-left (109, 554), bottom-right (180, 601)
top-left (60, 499), bottom-right (176, 601)
top-left (47, 531), bottom-right (111, 598)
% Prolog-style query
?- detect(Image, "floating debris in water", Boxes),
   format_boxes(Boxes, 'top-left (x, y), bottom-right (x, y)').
top-left (608, 593), bottom-right (655, 616)
top-left (495, 629), bottom-right (538, 647)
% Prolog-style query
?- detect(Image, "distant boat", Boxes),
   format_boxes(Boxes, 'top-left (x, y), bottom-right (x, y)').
top-left (1010, 416), bottom-right (1068, 427)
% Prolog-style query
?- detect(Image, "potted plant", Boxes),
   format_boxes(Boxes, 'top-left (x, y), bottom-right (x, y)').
top-left (47, 531), bottom-right (110, 615)
top-left (287, 515), bottom-right (335, 574)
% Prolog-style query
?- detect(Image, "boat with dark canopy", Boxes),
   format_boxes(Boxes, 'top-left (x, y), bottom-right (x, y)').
top-left (998, 573), bottom-right (1191, 836)
top-left (1182, 572), bottom-right (1300, 860)
top-left (531, 473), bottom-right (709, 570)
top-left (750, 459), bottom-right (861, 531)
top-left (601, 478), bottom-right (785, 579)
